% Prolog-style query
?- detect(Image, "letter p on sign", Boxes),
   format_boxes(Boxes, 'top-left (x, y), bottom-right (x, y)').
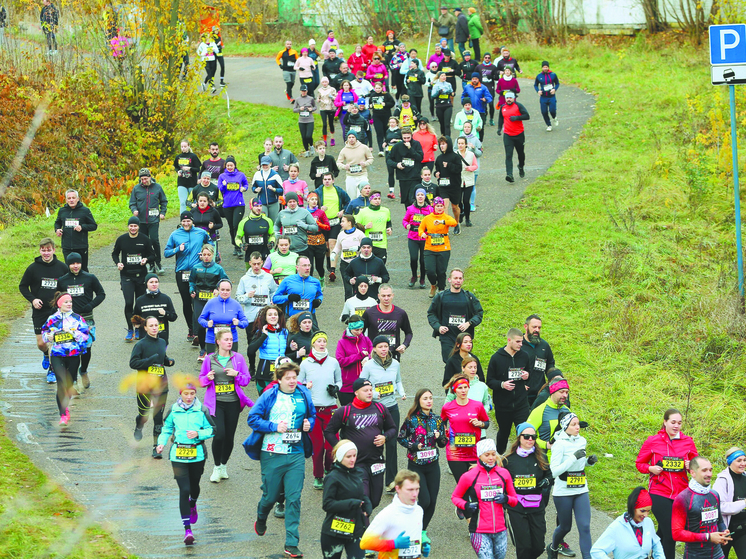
top-left (710, 25), bottom-right (746, 65)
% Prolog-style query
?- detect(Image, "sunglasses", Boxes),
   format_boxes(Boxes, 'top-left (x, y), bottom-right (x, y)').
top-left (521, 434), bottom-right (537, 440)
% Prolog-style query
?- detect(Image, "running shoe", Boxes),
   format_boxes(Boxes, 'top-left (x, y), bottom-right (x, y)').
top-left (559, 542), bottom-right (576, 557)
top-left (46, 370), bottom-right (57, 384)
top-left (152, 445), bottom-right (162, 459)
top-left (471, 204), bottom-right (476, 212)
top-left (319, 278), bottom-right (325, 290)
top-left (505, 175), bottom-right (515, 183)
top-left (210, 466), bottom-right (221, 483)
top-left (274, 502), bottom-right (285, 518)
top-left (80, 372), bottom-right (90, 389)
top-left (313, 478), bottom-right (323, 490)
top-left (408, 276), bottom-right (416, 288)
top-left (454, 225), bottom-right (461, 235)
top-left (330, 139), bottom-right (335, 146)
top-left (187, 332), bottom-right (195, 343)
top-left (134, 328), bottom-right (141, 341)
top-left (328, 271), bottom-right (336, 282)
top-left (219, 464), bottom-right (229, 479)
top-left (284, 546), bottom-right (303, 558)
top-left (547, 544), bottom-right (559, 559)
top-left (125, 329), bottom-right (134, 343)
top-left (489, 119), bottom-right (495, 126)
top-left (59, 414), bottom-right (68, 426)
top-left (387, 193), bottom-right (395, 199)
top-left (419, 277), bottom-right (426, 289)
top-left (155, 263), bottom-right (165, 275)
top-left (71, 381), bottom-right (81, 396)
top-left (429, 285), bottom-right (437, 298)
top-left (386, 482), bottom-right (396, 493)
top-left (553, 117), bottom-right (559, 127)
top-left (378, 151), bottom-right (384, 157)
top-left (197, 350), bottom-right (206, 363)
top-left (519, 166), bottom-right (525, 178)
top-left (190, 505), bottom-right (198, 525)
top-left (134, 426), bottom-right (143, 441)
top-left (546, 125), bottom-right (552, 131)
top-left (42, 355), bottom-right (50, 370)
top-left (254, 519), bottom-right (267, 536)
top-left (192, 335), bottom-right (200, 347)
top-left (183, 528), bottom-right (195, 545)
top-left (465, 219), bottom-right (473, 227)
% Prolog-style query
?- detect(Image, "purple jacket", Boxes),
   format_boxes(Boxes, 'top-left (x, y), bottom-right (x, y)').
top-left (335, 330), bottom-right (373, 393)
top-left (402, 203), bottom-right (433, 241)
top-left (199, 351), bottom-right (254, 416)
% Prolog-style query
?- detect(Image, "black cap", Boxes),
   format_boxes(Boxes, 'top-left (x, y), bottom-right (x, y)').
top-left (353, 378), bottom-right (372, 392)
top-left (542, 60), bottom-right (550, 67)
top-left (299, 84), bottom-right (308, 91)
top-left (372, 335), bottom-right (391, 347)
top-left (225, 155), bottom-right (237, 166)
top-left (356, 275), bottom-right (370, 286)
top-left (454, 6), bottom-right (462, 11)
top-left (128, 216), bottom-right (140, 225)
top-left (65, 252), bottom-right (82, 265)
top-left (285, 192), bottom-right (299, 203)
top-left (145, 272), bottom-right (159, 283)
top-left (360, 237), bottom-right (373, 247)
top-left (180, 211), bottom-right (194, 221)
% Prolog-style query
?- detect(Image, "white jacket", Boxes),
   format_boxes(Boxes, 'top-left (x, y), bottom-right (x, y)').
top-left (713, 468), bottom-right (746, 528)
top-left (550, 429), bottom-right (589, 496)
top-left (235, 269), bottom-right (277, 322)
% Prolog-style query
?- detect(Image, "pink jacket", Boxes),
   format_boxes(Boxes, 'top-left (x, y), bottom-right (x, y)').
top-left (347, 53), bottom-right (368, 76)
top-left (282, 179), bottom-right (309, 205)
top-left (334, 89), bottom-right (359, 109)
top-left (334, 330), bottom-right (373, 393)
top-left (402, 203), bottom-right (433, 241)
top-left (198, 351), bottom-right (254, 416)
top-left (365, 63), bottom-right (389, 84)
top-left (636, 428), bottom-right (698, 499)
top-left (452, 464), bottom-right (518, 534)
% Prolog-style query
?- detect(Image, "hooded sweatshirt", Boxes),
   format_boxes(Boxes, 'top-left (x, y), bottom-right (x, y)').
top-left (57, 270), bottom-right (105, 320)
top-left (337, 140), bottom-right (374, 177)
top-left (361, 352), bottom-right (404, 408)
top-left (129, 333), bottom-right (171, 392)
top-left (129, 181), bottom-right (168, 224)
top-left (53, 201), bottom-right (98, 251)
top-left (315, 84), bottom-right (338, 111)
top-left (486, 347), bottom-right (532, 410)
top-left (218, 169), bottom-right (250, 207)
top-left (133, 289), bottom-right (178, 342)
top-left (334, 330), bottom-right (373, 394)
top-left (19, 255), bottom-right (69, 314)
top-left (434, 136), bottom-right (461, 188)
top-left (322, 461), bottom-right (373, 539)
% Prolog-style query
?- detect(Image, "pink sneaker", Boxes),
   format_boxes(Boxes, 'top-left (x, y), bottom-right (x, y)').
top-left (183, 528), bottom-right (195, 545)
top-left (59, 413), bottom-right (68, 426)
top-left (190, 505), bottom-right (198, 525)
top-left (330, 138), bottom-right (335, 147)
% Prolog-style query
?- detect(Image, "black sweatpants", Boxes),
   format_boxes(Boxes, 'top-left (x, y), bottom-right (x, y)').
top-left (308, 244), bottom-right (327, 279)
top-left (387, 163), bottom-right (396, 191)
top-left (211, 399), bottom-right (241, 466)
top-left (299, 122), bottom-right (315, 151)
top-left (223, 205), bottom-right (245, 249)
top-left (216, 54), bottom-right (225, 82)
top-left (436, 105), bottom-right (453, 137)
top-left (461, 185), bottom-right (474, 221)
top-left (385, 405), bottom-right (400, 485)
top-left (139, 222), bottom-right (161, 264)
top-left (508, 508), bottom-right (548, 559)
top-left (448, 459), bottom-right (474, 482)
top-left (121, 276), bottom-right (146, 330)
top-left (372, 114), bottom-right (387, 151)
top-left (320, 533), bottom-right (364, 559)
top-left (399, 179), bottom-right (418, 206)
top-left (204, 59), bottom-right (217, 87)
top-left (175, 271), bottom-right (193, 334)
top-left (424, 249), bottom-right (450, 290)
top-left (407, 238), bottom-right (426, 280)
top-left (359, 460), bottom-right (385, 509)
top-left (136, 389), bottom-right (168, 444)
top-left (321, 110), bottom-right (336, 136)
top-left (503, 131), bottom-right (526, 178)
top-left (494, 403), bottom-right (530, 454)
top-left (409, 459), bottom-right (440, 530)
top-left (172, 460), bottom-right (205, 520)
top-left (411, 96), bottom-right (423, 113)
top-left (51, 355), bottom-right (79, 415)
top-left (651, 494), bottom-right (676, 559)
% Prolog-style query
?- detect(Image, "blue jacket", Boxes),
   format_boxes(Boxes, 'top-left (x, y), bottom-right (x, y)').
top-left (157, 398), bottom-right (215, 463)
top-left (251, 169), bottom-right (284, 206)
top-left (534, 71), bottom-right (560, 97)
top-left (164, 227), bottom-right (212, 272)
top-left (272, 274), bottom-right (323, 317)
top-left (461, 83), bottom-right (494, 114)
top-left (591, 514), bottom-right (664, 559)
top-left (345, 195), bottom-right (370, 215)
top-left (243, 383), bottom-right (316, 460)
top-left (198, 295), bottom-right (249, 344)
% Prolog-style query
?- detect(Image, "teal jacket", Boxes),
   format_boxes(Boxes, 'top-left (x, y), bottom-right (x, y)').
top-left (157, 398), bottom-right (215, 463)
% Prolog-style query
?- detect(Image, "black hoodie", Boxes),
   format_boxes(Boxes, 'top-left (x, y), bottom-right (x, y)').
top-left (18, 255), bottom-right (69, 314)
top-left (434, 136), bottom-right (462, 187)
top-left (486, 347), bottom-right (532, 410)
top-left (134, 290), bottom-right (178, 342)
top-left (321, 461), bottom-right (373, 538)
top-left (57, 270), bottom-right (106, 320)
top-left (53, 201), bottom-right (98, 251)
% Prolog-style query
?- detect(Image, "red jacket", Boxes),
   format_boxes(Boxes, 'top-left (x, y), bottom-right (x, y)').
top-left (347, 53), bottom-right (368, 76)
top-left (636, 428), bottom-right (698, 499)
top-left (452, 464), bottom-right (518, 534)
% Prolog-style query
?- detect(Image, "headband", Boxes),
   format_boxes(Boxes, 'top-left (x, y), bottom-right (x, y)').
top-left (312, 331), bottom-right (328, 344)
top-left (335, 441), bottom-right (357, 462)
top-left (180, 382), bottom-right (197, 393)
top-left (370, 193), bottom-right (382, 200)
top-left (728, 450), bottom-right (746, 465)
top-left (560, 412), bottom-right (578, 431)
top-left (516, 422), bottom-right (534, 437)
top-left (433, 196), bottom-right (445, 205)
top-left (56, 293), bottom-right (72, 307)
top-left (549, 379), bottom-right (570, 394)
top-left (635, 489), bottom-right (653, 509)
top-left (348, 319), bottom-right (365, 330)
top-left (452, 377), bottom-right (470, 391)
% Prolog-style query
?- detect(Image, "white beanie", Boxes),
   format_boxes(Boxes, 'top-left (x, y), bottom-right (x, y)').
top-left (476, 438), bottom-right (496, 457)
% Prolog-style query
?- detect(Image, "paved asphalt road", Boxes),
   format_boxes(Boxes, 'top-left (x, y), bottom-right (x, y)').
top-left (1, 58), bottom-right (604, 558)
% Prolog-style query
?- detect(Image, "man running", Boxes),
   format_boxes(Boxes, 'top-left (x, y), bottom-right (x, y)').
top-left (54, 189), bottom-right (97, 271)
top-left (276, 39), bottom-right (298, 103)
top-left (497, 91), bottom-right (529, 183)
top-left (356, 191), bottom-right (392, 262)
top-left (522, 314), bottom-right (556, 406)
top-left (129, 168), bottom-right (167, 274)
top-left (337, 131), bottom-right (374, 200)
top-left (269, 135), bottom-right (299, 183)
top-left (362, 284), bottom-right (413, 362)
top-left (200, 142), bottom-right (226, 188)
top-left (273, 255), bottom-right (324, 325)
top-left (343, 237), bottom-right (390, 301)
top-left (461, 73), bottom-right (493, 142)
top-left (133, 273), bottom-right (178, 343)
top-left (274, 192), bottom-right (318, 258)
top-left (534, 61), bottom-right (560, 131)
top-left (387, 127), bottom-right (423, 207)
top-left (476, 52), bottom-right (499, 126)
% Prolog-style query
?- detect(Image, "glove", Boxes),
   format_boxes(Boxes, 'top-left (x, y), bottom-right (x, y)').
top-left (538, 477), bottom-right (552, 489)
top-left (423, 542), bottom-right (432, 557)
top-left (579, 421), bottom-right (589, 429)
top-left (495, 492), bottom-right (509, 504)
top-left (509, 115), bottom-right (519, 121)
top-left (165, 357), bottom-right (175, 367)
top-left (312, 298), bottom-right (322, 308)
top-left (587, 454), bottom-right (598, 465)
top-left (393, 531), bottom-right (411, 549)
top-left (574, 448), bottom-right (586, 459)
top-left (497, 129), bottom-right (502, 136)
top-left (327, 384), bottom-right (339, 397)
top-left (465, 501), bottom-right (479, 515)
top-left (287, 293), bottom-right (301, 303)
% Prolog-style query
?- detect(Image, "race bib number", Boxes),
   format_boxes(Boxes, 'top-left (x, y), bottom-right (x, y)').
top-left (351, 125), bottom-right (362, 133)
top-left (316, 166), bottom-right (329, 177)
top-left (399, 540), bottom-right (421, 559)
top-left (53, 331), bottom-right (74, 344)
top-left (566, 471), bottom-right (586, 489)
top-left (126, 254), bottom-right (141, 265)
top-left (178, 157), bottom-right (190, 166)
top-left (330, 516), bottom-right (355, 535)
top-left (370, 462), bottom-right (386, 475)
top-left (293, 299), bottom-right (310, 310)
top-left (701, 507), bottom-right (718, 524)
top-left (417, 448), bottom-right (437, 461)
top-left (354, 308), bottom-right (366, 317)
top-left (283, 226), bottom-right (298, 235)
top-left (342, 249), bottom-right (357, 259)
top-left (661, 457), bottom-right (685, 472)
top-left (402, 158), bottom-right (414, 167)
top-left (148, 208), bottom-right (159, 217)
top-left (329, 218), bottom-right (340, 226)
top-left (181, 271), bottom-right (191, 282)
top-left (198, 290), bottom-right (214, 300)
top-left (454, 433), bottom-right (476, 447)
top-left (430, 233), bottom-right (445, 246)
top-left (543, 83), bottom-right (554, 91)
top-left (480, 484), bottom-right (503, 502)
top-left (375, 72), bottom-right (384, 78)
top-left (412, 214), bottom-right (423, 225)
top-left (375, 381), bottom-right (394, 397)
top-left (349, 164), bottom-right (362, 174)
top-left (252, 294), bottom-right (268, 307)
top-left (449, 315), bottom-right (466, 325)
top-left (214, 326), bottom-right (231, 336)
top-left (226, 182), bottom-right (240, 191)
top-left (158, 322), bottom-right (165, 331)
top-left (286, 61), bottom-right (295, 69)
top-left (247, 235), bottom-right (263, 245)
top-left (175, 444), bottom-right (197, 460)
top-left (67, 285), bottom-right (84, 296)
top-left (373, 103), bottom-right (384, 110)
top-left (466, 114), bottom-right (474, 120)
top-left (41, 278), bottom-right (57, 289)
top-left (302, 77), bottom-right (313, 84)
top-left (534, 358), bottom-right (547, 372)
top-left (148, 365), bottom-right (165, 376)
top-left (64, 219), bottom-right (79, 228)
top-left (442, 67), bottom-right (451, 73)
top-left (282, 429), bottom-right (302, 444)
top-left (300, 111), bottom-right (310, 118)
top-left (508, 368), bottom-right (523, 380)
top-left (408, 75), bottom-right (418, 82)
top-left (439, 94), bottom-right (449, 100)
top-left (439, 178), bottom-right (450, 186)
top-left (369, 232), bottom-right (383, 242)
top-left (514, 475), bottom-right (536, 488)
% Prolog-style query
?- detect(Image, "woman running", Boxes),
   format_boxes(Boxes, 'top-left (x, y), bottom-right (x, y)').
top-left (456, 136), bottom-right (478, 227)
top-left (445, 357), bottom-right (491, 413)
top-left (443, 333), bottom-right (485, 387)
top-left (402, 187), bottom-right (433, 288)
top-left (547, 413), bottom-right (597, 559)
top-left (431, 72), bottom-right (454, 137)
top-left (331, 214), bottom-right (365, 300)
top-left (635, 408), bottom-right (698, 559)
top-left (504, 423), bottom-right (552, 559)
top-left (366, 81), bottom-right (396, 156)
top-left (42, 292), bottom-right (89, 425)
top-left (298, 331), bottom-right (342, 489)
top-left (306, 191), bottom-right (331, 281)
top-left (218, 155), bottom-right (250, 257)
top-left (129, 314), bottom-right (174, 457)
top-left (285, 311), bottom-right (317, 363)
top-left (283, 164), bottom-right (310, 205)
top-left (315, 76), bottom-right (337, 146)
top-left (434, 136), bottom-right (463, 227)
top-left (334, 316), bottom-right (372, 406)
top-left (452, 438), bottom-right (518, 559)
top-left (418, 196), bottom-right (458, 297)
top-left (334, 81), bottom-right (358, 140)
top-left (264, 236), bottom-right (300, 285)
top-left (339, 275), bottom-right (377, 324)
top-left (321, 440), bottom-right (372, 559)
top-left (156, 380), bottom-right (214, 545)
top-left (397, 388), bottom-right (447, 547)
top-left (248, 304), bottom-right (289, 393)
top-left (382, 117), bottom-right (402, 198)
top-left (199, 328), bottom-right (253, 483)
top-left (190, 244), bottom-right (228, 362)
top-left (714, 447), bottom-right (746, 559)
top-left (191, 192), bottom-right (223, 244)
top-left (198, 279), bottom-right (248, 354)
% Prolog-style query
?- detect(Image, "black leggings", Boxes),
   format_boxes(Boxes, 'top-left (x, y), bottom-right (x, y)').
top-left (427, 91), bottom-right (435, 116)
top-left (216, 55), bottom-right (225, 81)
top-left (308, 244), bottom-right (327, 279)
top-left (461, 186), bottom-right (474, 221)
top-left (299, 122), bottom-right (315, 151)
top-left (651, 494), bottom-right (676, 559)
top-left (193, 298), bottom-right (207, 350)
top-left (321, 110), bottom-right (336, 136)
top-left (385, 405), bottom-right (400, 485)
top-left (204, 60), bottom-right (217, 86)
top-left (448, 459), bottom-right (475, 482)
top-left (121, 277), bottom-right (146, 330)
top-left (51, 355), bottom-right (79, 415)
top-left (723, 522), bottom-right (746, 559)
top-left (80, 349), bottom-right (92, 375)
top-left (372, 115), bottom-right (387, 151)
top-left (436, 105), bottom-right (453, 137)
top-left (175, 272), bottom-right (193, 334)
top-left (211, 399), bottom-right (241, 465)
top-left (408, 238), bottom-right (426, 279)
top-left (424, 249), bottom-right (450, 290)
top-left (136, 389), bottom-right (168, 444)
top-left (223, 205), bottom-right (245, 249)
top-left (387, 162), bottom-right (396, 191)
top-left (494, 404), bottom-right (530, 454)
top-left (173, 460), bottom-right (205, 520)
top-left (320, 533), bottom-right (364, 559)
top-left (503, 132), bottom-right (526, 178)
top-left (409, 459), bottom-right (440, 530)
top-left (509, 508), bottom-right (548, 559)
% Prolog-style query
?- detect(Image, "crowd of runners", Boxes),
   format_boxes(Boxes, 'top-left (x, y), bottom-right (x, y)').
top-left (15, 20), bottom-right (741, 559)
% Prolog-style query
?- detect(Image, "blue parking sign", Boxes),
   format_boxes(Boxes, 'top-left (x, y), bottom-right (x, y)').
top-left (710, 24), bottom-right (746, 65)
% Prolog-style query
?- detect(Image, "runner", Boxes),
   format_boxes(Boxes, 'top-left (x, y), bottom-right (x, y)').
top-left (496, 46), bottom-right (522, 76)
top-left (476, 53), bottom-right (499, 126)
top-left (418, 198), bottom-right (458, 297)
top-left (310, 140), bottom-right (340, 189)
top-left (452, 438), bottom-right (518, 559)
top-left (200, 142), bottom-right (226, 188)
top-left (251, 156), bottom-right (284, 223)
top-left (591, 487), bottom-right (663, 559)
top-left (496, 66), bottom-right (520, 108)
top-left (191, 192), bottom-right (223, 247)
top-left (486, 328), bottom-right (531, 454)
top-left (112, 218), bottom-right (155, 342)
top-left (442, 333), bottom-right (485, 387)
top-left (362, 285), bottom-right (413, 362)
top-left (360, 469), bottom-right (428, 558)
top-left (285, 311), bottom-right (317, 363)
top-left (133, 273), bottom-right (177, 345)
top-left (367, 81), bottom-right (397, 156)
top-left (361, 336), bottom-right (406, 491)
top-left (129, 314), bottom-right (174, 457)
top-left (497, 91), bottom-right (530, 183)
top-left (403, 188), bottom-right (433, 288)
top-left (389, 43), bottom-right (408, 100)
top-left (275, 191), bottom-right (319, 259)
top-left (306, 192), bottom-right (332, 284)
top-left (352, 71), bottom-right (374, 102)
top-left (413, 119), bottom-right (438, 172)
top-left (19, 238), bottom-right (69, 382)
top-left (356, 192), bottom-right (392, 262)
top-left (325, 378), bottom-right (397, 511)
top-left (521, 314), bottom-right (556, 406)
top-left (197, 33), bottom-right (219, 93)
top-left (461, 120), bottom-right (482, 214)
top-left (527, 376), bottom-right (571, 451)
top-left (388, 127), bottom-right (423, 207)
top-left (277, 39), bottom-right (299, 102)
top-left (531, 368), bottom-right (569, 410)
top-left (189, 244), bottom-right (228, 360)
top-left (284, 164), bottom-right (310, 206)
top-left (437, 50), bottom-right (458, 96)
top-left (345, 181), bottom-right (372, 215)
top-left (340, 276), bottom-right (377, 323)
top-left (219, 155), bottom-right (250, 257)
top-left (381, 30), bottom-right (401, 67)
top-left (321, 440), bottom-right (372, 559)
top-left (335, 81), bottom-right (359, 139)
top-left (362, 35), bottom-right (379, 63)
top-left (713, 448), bottom-right (746, 559)
top-left (504, 423), bottom-right (553, 559)
top-left (312, 172), bottom-right (349, 283)
top-left (454, 99), bottom-right (484, 137)
top-left (321, 30), bottom-right (340, 59)
top-left (154, 379), bottom-right (214, 545)
top-left (41, 292), bottom-right (89, 424)
top-left (425, 63), bottom-right (439, 118)
top-left (342, 237), bottom-right (390, 300)
top-left (431, 72), bottom-right (455, 137)
top-left (236, 251), bottom-right (278, 355)
top-left (383, 118), bottom-right (403, 198)
top-left (298, 331), bottom-right (342, 489)
top-left (335, 319), bottom-right (373, 406)
top-left (454, 7), bottom-right (469, 57)
top-left (315, 77), bottom-right (338, 146)
top-left (459, 51), bottom-right (479, 90)
top-left (199, 328), bottom-right (253, 483)
top-left (57, 252), bottom-right (104, 390)
top-left (456, 136), bottom-right (478, 227)
top-left (248, 304), bottom-right (289, 393)
top-left (164, 211), bottom-right (212, 341)
top-left (322, 49), bottom-right (343, 86)
top-left (294, 48), bottom-right (318, 98)
top-left (247, 361), bottom-right (315, 559)
top-left (426, 46), bottom-right (444, 76)
top-left (212, 25), bottom-right (225, 88)
top-left (54, 189), bottom-right (97, 271)
top-left (294, 84), bottom-right (318, 157)
top-left (534, 61), bottom-right (560, 131)
top-left (434, 137), bottom-right (463, 228)
top-left (263, 236), bottom-right (299, 284)
top-left (174, 139), bottom-right (201, 214)
top-left (460, 73), bottom-right (493, 142)
top-left (635, 408), bottom-right (699, 559)
top-left (129, 168), bottom-right (167, 274)
top-left (198, 279), bottom-right (248, 355)
top-left (337, 132), bottom-right (373, 200)
top-left (441, 373), bottom-right (489, 486)
top-left (331, 214), bottom-right (366, 299)
top-left (546, 413), bottom-right (597, 559)
top-left (308, 39), bottom-right (321, 89)
top-left (269, 135), bottom-right (300, 183)
top-left (366, 53), bottom-right (390, 93)
top-left (343, 101), bottom-right (371, 149)
top-left (236, 198), bottom-right (274, 267)
top-left (445, 357), bottom-right (490, 412)
top-left (404, 63), bottom-right (426, 114)
top-left (272, 255), bottom-right (324, 323)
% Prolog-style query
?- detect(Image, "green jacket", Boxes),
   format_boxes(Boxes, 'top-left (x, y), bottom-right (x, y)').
top-left (527, 397), bottom-right (570, 453)
top-left (157, 399), bottom-right (214, 463)
top-left (468, 13), bottom-right (483, 39)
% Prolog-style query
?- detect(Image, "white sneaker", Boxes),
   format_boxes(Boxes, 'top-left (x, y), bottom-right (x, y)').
top-left (71, 381), bottom-right (81, 395)
top-left (210, 466), bottom-right (221, 483)
top-left (219, 464), bottom-right (229, 479)
top-left (378, 151), bottom-right (384, 157)
top-left (553, 117), bottom-right (559, 127)
top-left (546, 126), bottom-right (552, 131)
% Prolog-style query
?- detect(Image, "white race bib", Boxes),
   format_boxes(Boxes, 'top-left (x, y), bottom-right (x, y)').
top-left (349, 164), bottom-right (362, 174)
top-left (41, 278), bottom-right (57, 289)
top-left (64, 219), bottom-right (79, 228)
top-left (148, 208), bottom-right (159, 217)
top-left (534, 358), bottom-right (546, 371)
top-left (248, 235), bottom-right (263, 245)
top-left (283, 226), bottom-right (298, 235)
top-left (126, 254), bottom-right (141, 265)
top-left (543, 83), bottom-right (554, 91)
top-left (702, 508), bottom-right (718, 523)
top-left (329, 218), bottom-right (340, 226)
top-left (67, 286), bottom-right (84, 296)
top-left (508, 368), bottom-right (523, 380)
top-left (402, 158), bottom-right (414, 167)
top-left (417, 449), bottom-right (437, 460)
top-left (369, 232), bottom-right (383, 242)
top-left (370, 462), bottom-right (385, 475)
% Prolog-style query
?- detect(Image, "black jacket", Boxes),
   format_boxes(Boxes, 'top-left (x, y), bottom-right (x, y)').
top-left (455, 13), bottom-right (470, 43)
top-left (134, 290), bottom-right (178, 342)
top-left (285, 330), bottom-right (315, 363)
top-left (18, 255), bottom-right (68, 313)
top-left (366, 91), bottom-right (396, 118)
top-left (443, 351), bottom-right (484, 387)
top-left (404, 69), bottom-right (426, 98)
top-left (129, 333), bottom-right (172, 391)
top-left (434, 136), bottom-right (462, 187)
top-left (111, 232), bottom-right (155, 279)
top-left (427, 287), bottom-right (484, 338)
top-left (503, 452), bottom-right (553, 512)
top-left (191, 206), bottom-right (223, 241)
top-left (128, 182), bottom-right (168, 225)
top-left (522, 337), bottom-right (556, 400)
top-left (174, 152), bottom-right (201, 189)
top-left (321, 462), bottom-right (373, 538)
top-left (387, 139), bottom-right (423, 181)
top-left (54, 201), bottom-right (98, 251)
top-left (322, 57), bottom-right (343, 80)
top-left (342, 255), bottom-right (390, 300)
top-left (309, 155), bottom-right (340, 188)
top-left (460, 59), bottom-right (480, 82)
top-left (57, 270), bottom-right (106, 319)
top-left (486, 348), bottom-right (532, 410)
